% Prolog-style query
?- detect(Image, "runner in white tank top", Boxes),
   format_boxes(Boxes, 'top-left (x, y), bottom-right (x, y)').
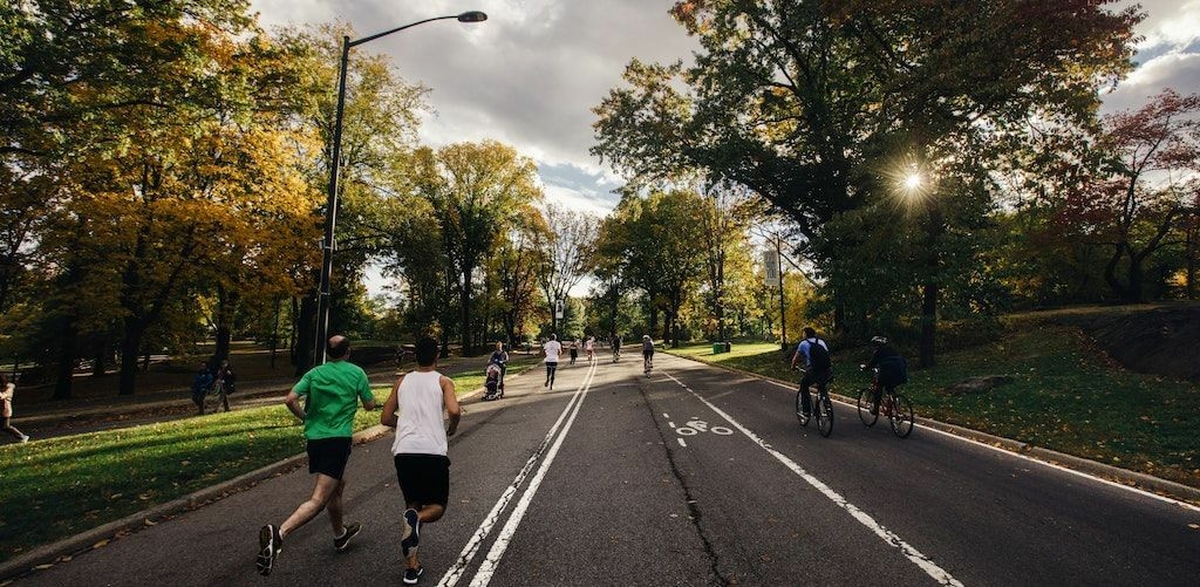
top-left (381, 337), bottom-right (461, 585)
top-left (391, 370), bottom-right (451, 456)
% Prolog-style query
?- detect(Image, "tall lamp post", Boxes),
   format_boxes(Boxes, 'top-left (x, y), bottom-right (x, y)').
top-left (315, 11), bottom-right (487, 365)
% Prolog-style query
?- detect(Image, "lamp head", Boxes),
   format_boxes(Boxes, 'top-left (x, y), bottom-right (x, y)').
top-left (457, 11), bottom-right (488, 23)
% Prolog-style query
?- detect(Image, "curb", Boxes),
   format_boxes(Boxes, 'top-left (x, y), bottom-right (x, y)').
top-left (667, 350), bottom-right (1200, 508)
top-left (0, 425), bottom-right (391, 582)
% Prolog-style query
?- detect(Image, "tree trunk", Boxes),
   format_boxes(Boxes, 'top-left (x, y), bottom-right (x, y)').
top-left (294, 294), bottom-right (317, 375)
top-left (1103, 243), bottom-right (1129, 301)
top-left (1185, 225), bottom-right (1196, 299)
top-left (919, 282), bottom-right (938, 368)
top-left (1125, 253), bottom-right (1145, 303)
top-left (118, 317), bottom-right (146, 395)
top-left (51, 318), bottom-right (77, 401)
top-left (460, 265), bottom-right (472, 356)
top-left (92, 340), bottom-right (109, 377)
top-left (212, 283), bottom-right (233, 366)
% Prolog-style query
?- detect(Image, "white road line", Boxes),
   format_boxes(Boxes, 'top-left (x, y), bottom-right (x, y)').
top-left (764, 379), bottom-right (1200, 512)
top-left (466, 361), bottom-right (599, 587)
top-left (437, 362), bottom-right (597, 587)
top-left (919, 422), bottom-right (1200, 513)
top-left (666, 371), bottom-right (963, 586)
top-left (678, 438), bottom-right (687, 448)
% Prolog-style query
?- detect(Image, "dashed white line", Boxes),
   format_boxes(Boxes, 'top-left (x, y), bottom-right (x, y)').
top-left (678, 438), bottom-right (687, 447)
top-left (666, 371), bottom-right (964, 587)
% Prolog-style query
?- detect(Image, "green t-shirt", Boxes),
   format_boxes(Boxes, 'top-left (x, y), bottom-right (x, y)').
top-left (293, 360), bottom-right (374, 440)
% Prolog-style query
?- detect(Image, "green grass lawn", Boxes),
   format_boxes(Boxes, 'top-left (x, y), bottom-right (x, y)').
top-left (669, 332), bottom-right (1200, 489)
top-left (0, 363), bottom-right (525, 565)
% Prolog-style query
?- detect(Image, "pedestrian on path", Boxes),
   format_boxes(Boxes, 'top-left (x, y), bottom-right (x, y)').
top-left (543, 334), bottom-right (562, 390)
top-left (190, 362), bottom-right (213, 415)
top-left (1, 373), bottom-right (29, 443)
top-left (256, 335), bottom-right (377, 577)
top-left (381, 336), bottom-right (461, 585)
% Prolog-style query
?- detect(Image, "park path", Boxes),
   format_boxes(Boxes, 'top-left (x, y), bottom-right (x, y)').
top-left (9, 352), bottom-right (1199, 586)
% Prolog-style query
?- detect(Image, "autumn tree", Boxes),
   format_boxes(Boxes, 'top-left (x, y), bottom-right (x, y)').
top-left (536, 203), bottom-right (599, 334)
top-left (594, 0), bottom-right (1141, 366)
top-left (409, 141), bottom-right (543, 355)
top-left (597, 190), bottom-right (707, 344)
top-left (274, 24), bottom-right (430, 370)
top-left (1054, 90), bottom-right (1200, 303)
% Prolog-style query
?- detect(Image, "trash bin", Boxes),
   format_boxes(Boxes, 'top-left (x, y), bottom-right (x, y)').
top-left (712, 342), bottom-right (724, 354)
top-left (724, 341), bottom-right (732, 353)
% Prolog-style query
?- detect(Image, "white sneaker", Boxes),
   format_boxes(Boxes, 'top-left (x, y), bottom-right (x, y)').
top-left (19, 435), bottom-right (29, 443)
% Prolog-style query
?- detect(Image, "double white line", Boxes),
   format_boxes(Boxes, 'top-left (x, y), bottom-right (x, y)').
top-left (438, 360), bottom-right (599, 587)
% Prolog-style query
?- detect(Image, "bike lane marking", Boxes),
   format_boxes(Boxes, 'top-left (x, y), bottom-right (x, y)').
top-left (763, 379), bottom-right (1200, 513)
top-left (438, 360), bottom-right (599, 587)
top-left (457, 360), bottom-right (600, 587)
top-left (667, 371), bottom-right (964, 587)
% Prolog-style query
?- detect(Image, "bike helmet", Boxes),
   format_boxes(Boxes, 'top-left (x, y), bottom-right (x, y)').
top-left (870, 335), bottom-right (888, 345)
top-left (643, 335), bottom-right (651, 340)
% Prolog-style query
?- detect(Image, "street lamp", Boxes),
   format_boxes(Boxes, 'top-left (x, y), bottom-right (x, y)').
top-left (315, 11), bottom-right (487, 365)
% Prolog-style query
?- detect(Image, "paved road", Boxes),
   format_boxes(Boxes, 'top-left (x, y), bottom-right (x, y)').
top-left (13, 353), bottom-right (1200, 586)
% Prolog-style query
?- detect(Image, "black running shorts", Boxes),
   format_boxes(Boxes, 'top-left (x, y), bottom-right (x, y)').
top-left (394, 454), bottom-right (451, 507)
top-left (307, 437), bottom-right (353, 480)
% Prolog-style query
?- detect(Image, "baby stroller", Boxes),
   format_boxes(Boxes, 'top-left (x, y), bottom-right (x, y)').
top-left (483, 362), bottom-right (504, 401)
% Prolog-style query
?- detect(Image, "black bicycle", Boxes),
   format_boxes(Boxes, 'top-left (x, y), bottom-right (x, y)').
top-left (856, 367), bottom-right (914, 438)
top-left (795, 368), bottom-right (833, 438)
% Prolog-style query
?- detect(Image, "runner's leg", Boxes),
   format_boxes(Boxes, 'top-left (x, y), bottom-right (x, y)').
top-left (280, 474), bottom-right (341, 538)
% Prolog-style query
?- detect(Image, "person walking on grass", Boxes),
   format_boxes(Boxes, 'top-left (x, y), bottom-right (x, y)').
top-left (1, 373), bottom-right (29, 443)
top-left (256, 335), bottom-right (376, 577)
top-left (543, 334), bottom-right (562, 389)
top-left (381, 337), bottom-right (462, 585)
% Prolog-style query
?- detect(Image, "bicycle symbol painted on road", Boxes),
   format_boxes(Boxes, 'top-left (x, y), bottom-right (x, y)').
top-left (672, 419), bottom-right (734, 437)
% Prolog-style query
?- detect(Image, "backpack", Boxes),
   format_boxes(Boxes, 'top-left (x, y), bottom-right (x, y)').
top-left (807, 339), bottom-right (831, 372)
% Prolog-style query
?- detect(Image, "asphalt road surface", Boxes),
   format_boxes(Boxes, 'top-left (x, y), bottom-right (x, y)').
top-left (14, 353), bottom-right (1200, 586)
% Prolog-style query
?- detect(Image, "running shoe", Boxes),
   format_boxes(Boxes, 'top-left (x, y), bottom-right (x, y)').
top-left (333, 521), bottom-right (361, 552)
top-left (403, 566), bottom-right (424, 585)
top-left (401, 508), bottom-right (421, 551)
top-left (257, 524), bottom-right (282, 576)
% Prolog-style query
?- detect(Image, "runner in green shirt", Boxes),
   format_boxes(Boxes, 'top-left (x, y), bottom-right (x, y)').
top-left (257, 335), bottom-right (377, 577)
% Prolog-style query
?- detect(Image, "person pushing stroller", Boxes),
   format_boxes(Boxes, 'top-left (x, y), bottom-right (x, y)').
top-left (484, 342), bottom-right (508, 401)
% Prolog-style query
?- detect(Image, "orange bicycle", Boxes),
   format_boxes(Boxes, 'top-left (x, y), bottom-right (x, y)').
top-left (856, 367), bottom-right (914, 438)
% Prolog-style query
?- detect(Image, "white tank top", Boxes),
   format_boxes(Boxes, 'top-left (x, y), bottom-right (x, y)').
top-left (391, 371), bottom-right (449, 456)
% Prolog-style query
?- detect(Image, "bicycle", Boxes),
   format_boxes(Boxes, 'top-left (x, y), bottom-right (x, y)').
top-left (612, 345), bottom-right (621, 363)
top-left (794, 368), bottom-right (833, 438)
top-left (856, 367), bottom-right (914, 438)
top-left (643, 353), bottom-right (653, 375)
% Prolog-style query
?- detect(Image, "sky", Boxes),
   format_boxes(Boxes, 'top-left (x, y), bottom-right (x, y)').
top-left (247, 0), bottom-right (1200, 293)
top-left (249, 0), bottom-right (1200, 216)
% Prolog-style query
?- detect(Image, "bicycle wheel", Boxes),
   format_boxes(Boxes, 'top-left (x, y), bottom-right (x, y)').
top-left (889, 394), bottom-right (914, 438)
top-left (857, 388), bottom-right (878, 427)
top-left (817, 393), bottom-right (833, 437)
top-left (795, 389), bottom-right (809, 427)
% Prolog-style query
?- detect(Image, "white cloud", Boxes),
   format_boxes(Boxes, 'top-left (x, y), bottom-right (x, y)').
top-left (1105, 52), bottom-right (1200, 113)
top-left (250, 0), bottom-right (697, 214)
